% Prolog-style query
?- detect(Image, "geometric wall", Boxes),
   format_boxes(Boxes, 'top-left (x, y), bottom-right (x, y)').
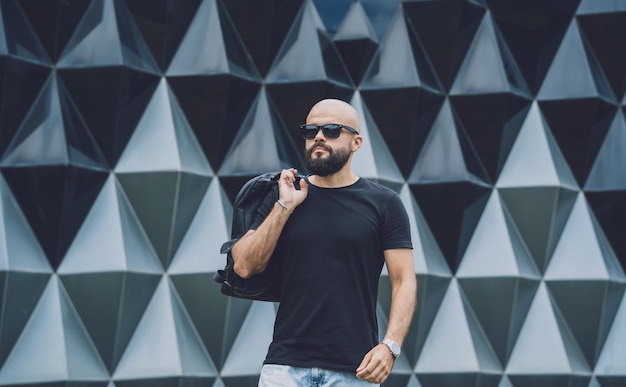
top-left (1, 0), bottom-right (626, 386)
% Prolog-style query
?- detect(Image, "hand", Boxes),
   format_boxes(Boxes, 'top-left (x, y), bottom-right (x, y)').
top-left (355, 344), bottom-right (394, 384)
top-left (278, 168), bottom-right (308, 210)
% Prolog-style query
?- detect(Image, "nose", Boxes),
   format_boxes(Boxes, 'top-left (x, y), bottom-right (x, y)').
top-left (313, 127), bottom-right (326, 142)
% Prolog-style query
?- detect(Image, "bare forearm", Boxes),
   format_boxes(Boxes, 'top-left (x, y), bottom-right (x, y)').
top-left (384, 275), bottom-right (417, 344)
top-left (231, 202), bottom-right (292, 278)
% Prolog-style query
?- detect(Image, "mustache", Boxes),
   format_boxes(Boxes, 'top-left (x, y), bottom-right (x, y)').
top-left (307, 142), bottom-right (332, 155)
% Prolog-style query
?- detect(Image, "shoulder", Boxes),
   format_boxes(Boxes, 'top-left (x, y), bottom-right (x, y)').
top-left (356, 178), bottom-right (400, 199)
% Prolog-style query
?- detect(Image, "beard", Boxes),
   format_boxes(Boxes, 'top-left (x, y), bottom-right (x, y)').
top-left (304, 142), bottom-right (351, 177)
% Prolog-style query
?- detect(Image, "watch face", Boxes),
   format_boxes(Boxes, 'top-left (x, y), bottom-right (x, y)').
top-left (384, 339), bottom-right (401, 357)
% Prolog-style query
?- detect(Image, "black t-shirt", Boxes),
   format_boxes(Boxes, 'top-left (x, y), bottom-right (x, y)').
top-left (252, 177), bottom-right (413, 372)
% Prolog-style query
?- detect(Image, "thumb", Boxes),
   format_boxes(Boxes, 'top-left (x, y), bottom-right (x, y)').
top-left (356, 352), bottom-right (371, 373)
top-left (298, 177), bottom-right (308, 192)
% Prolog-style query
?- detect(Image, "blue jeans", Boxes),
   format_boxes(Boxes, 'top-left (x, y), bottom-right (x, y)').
top-left (258, 364), bottom-right (378, 386)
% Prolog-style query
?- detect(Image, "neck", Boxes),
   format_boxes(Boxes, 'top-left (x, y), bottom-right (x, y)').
top-left (309, 168), bottom-right (359, 188)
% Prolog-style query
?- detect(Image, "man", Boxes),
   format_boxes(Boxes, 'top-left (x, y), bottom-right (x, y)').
top-left (231, 99), bottom-right (416, 385)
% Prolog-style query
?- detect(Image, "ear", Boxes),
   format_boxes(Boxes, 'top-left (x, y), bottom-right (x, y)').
top-left (351, 135), bottom-right (363, 152)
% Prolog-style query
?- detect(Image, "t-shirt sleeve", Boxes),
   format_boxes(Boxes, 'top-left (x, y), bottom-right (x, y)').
top-left (382, 194), bottom-right (413, 250)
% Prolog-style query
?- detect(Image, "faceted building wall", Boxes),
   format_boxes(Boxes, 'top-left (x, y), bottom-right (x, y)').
top-left (1, 0), bottom-right (626, 386)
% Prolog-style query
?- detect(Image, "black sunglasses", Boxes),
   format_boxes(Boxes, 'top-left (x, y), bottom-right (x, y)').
top-left (300, 123), bottom-right (360, 140)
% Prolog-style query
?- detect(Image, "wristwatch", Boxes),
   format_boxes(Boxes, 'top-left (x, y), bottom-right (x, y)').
top-left (382, 338), bottom-right (401, 359)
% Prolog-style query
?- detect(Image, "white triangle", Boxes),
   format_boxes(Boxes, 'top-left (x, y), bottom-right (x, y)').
top-left (170, 282), bottom-right (217, 375)
top-left (409, 101), bottom-right (468, 182)
top-left (362, 8), bottom-right (420, 87)
top-left (497, 102), bottom-right (577, 188)
top-left (59, 175), bottom-right (127, 273)
top-left (220, 301), bottom-right (276, 376)
top-left (267, 2), bottom-right (328, 82)
top-left (451, 15), bottom-right (509, 94)
top-left (1, 77), bottom-right (68, 166)
top-left (116, 79), bottom-right (211, 174)
top-left (595, 292), bottom-right (626, 375)
top-left (0, 176), bottom-right (50, 272)
top-left (351, 93), bottom-right (404, 184)
top-left (398, 184), bottom-right (449, 276)
top-left (0, 276), bottom-right (108, 383)
top-left (458, 191), bottom-right (536, 277)
top-left (58, 175), bottom-right (161, 274)
top-left (117, 180), bottom-right (166, 273)
top-left (397, 185), bottom-right (425, 274)
top-left (58, 0), bottom-right (123, 66)
top-left (335, 1), bottom-right (377, 41)
top-left (538, 21), bottom-right (598, 99)
top-left (114, 277), bottom-right (214, 378)
top-left (0, 277), bottom-right (67, 383)
top-left (415, 280), bottom-right (482, 372)
top-left (167, 0), bottom-right (228, 75)
top-left (585, 111), bottom-right (626, 190)
top-left (169, 88), bottom-right (213, 175)
top-left (116, 80), bottom-right (178, 171)
top-left (506, 282), bottom-right (589, 373)
top-left (169, 179), bottom-right (231, 273)
top-left (545, 193), bottom-right (625, 280)
top-left (218, 90), bottom-right (282, 174)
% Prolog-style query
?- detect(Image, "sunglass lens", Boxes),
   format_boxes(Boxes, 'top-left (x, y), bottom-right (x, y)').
top-left (321, 124), bottom-right (341, 139)
top-left (301, 125), bottom-right (318, 139)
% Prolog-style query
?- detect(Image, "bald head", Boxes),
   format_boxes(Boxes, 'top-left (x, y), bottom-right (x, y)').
top-left (306, 99), bottom-right (360, 131)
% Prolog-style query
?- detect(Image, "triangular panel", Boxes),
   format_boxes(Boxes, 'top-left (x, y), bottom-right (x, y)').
top-left (1, 165), bottom-right (108, 269)
top-left (415, 279), bottom-right (501, 374)
top-left (116, 79), bottom-right (212, 175)
top-left (361, 7), bottom-right (420, 89)
top-left (333, 1), bottom-right (378, 86)
top-left (451, 13), bottom-right (529, 96)
top-left (585, 110), bottom-right (626, 190)
top-left (0, 0), bottom-right (49, 64)
top-left (266, 1), bottom-right (350, 86)
top-left (578, 11), bottom-right (626, 99)
top-left (16, 0), bottom-right (91, 62)
top-left (595, 292), bottom-right (626, 378)
top-left (169, 178), bottom-right (231, 274)
top-left (350, 93), bottom-right (404, 187)
top-left (488, 0), bottom-right (579, 94)
top-left (402, 0), bottom-right (485, 91)
top-left (506, 283), bottom-right (590, 375)
top-left (113, 277), bottom-right (216, 380)
top-left (219, 301), bottom-right (276, 377)
top-left (0, 276), bottom-right (109, 384)
top-left (450, 95), bottom-right (531, 190)
top-left (545, 193), bottom-right (626, 367)
top-left (497, 102), bottom-right (577, 189)
top-left (58, 175), bottom-right (161, 274)
top-left (409, 100), bottom-right (489, 185)
top-left (221, 0), bottom-right (303, 77)
top-left (117, 171), bottom-right (211, 269)
top-left (166, 0), bottom-right (257, 80)
top-left (458, 191), bottom-right (538, 279)
top-left (58, 0), bottom-right (158, 72)
top-left (537, 20), bottom-right (614, 101)
top-left (170, 273), bottom-right (253, 370)
top-left (218, 89), bottom-right (301, 176)
top-left (1, 74), bottom-right (108, 170)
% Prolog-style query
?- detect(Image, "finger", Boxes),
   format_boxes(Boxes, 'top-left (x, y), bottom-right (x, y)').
top-left (281, 169), bottom-right (292, 180)
top-left (296, 176), bottom-right (307, 191)
top-left (355, 351), bottom-right (371, 373)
